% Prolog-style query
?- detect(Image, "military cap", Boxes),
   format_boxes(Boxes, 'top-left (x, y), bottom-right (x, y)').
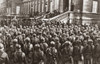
top-left (0, 43), bottom-right (4, 49)
top-left (25, 37), bottom-right (30, 42)
top-left (88, 39), bottom-right (93, 43)
top-left (0, 33), bottom-right (2, 37)
top-left (16, 44), bottom-right (21, 49)
top-left (64, 41), bottom-right (72, 46)
top-left (6, 33), bottom-right (11, 37)
top-left (13, 39), bottom-right (18, 43)
top-left (97, 38), bottom-right (100, 41)
top-left (33, 34), bottom-right (36, 37)
top-left (43, 43), bottom-right (48, 48)
top-left (55, 37), bottom-right (59, 41)
top-left (50, 41), bottom-right (55, 46)
top-left (35, 44), bottom-right (40, 48)
top-left (41, 37), bottom-right (45, 42)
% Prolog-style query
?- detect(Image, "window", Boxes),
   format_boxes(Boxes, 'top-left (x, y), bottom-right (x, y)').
top-left (16, 6), bottom-right (20, 14)
top-left (92, 1), bottom-right (98, 13)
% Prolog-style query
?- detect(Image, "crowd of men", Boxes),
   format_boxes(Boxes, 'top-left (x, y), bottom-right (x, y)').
top-left (0, 19), bottom-right (100, 64)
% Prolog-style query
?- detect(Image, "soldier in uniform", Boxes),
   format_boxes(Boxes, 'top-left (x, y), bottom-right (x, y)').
top-left (61, 41), bottom-right (73, 64)
top-left (54, 37), bottom-right (61, 64)
top-left (93, 38), bottom-right (100, 64)
top-left (31, 34), bottom-right (40, 46)
top-left (23, 37), bottom-right (33, 64)
top-left (32, 44), bottom-right (45, 64)
top-left (83, 39), bottom-right (94, 64)
top-left (46, 41), bottom-right (58, 64)
top-left (13, 44), bottom-right (27, 64)
top-left (16, 32), bottom-right (24, 50)
top-left (39, 37), bottom-right (48, 64)
top-left (5, 33), bottom-right (12, 53)
top-left (9, 39), bottom-right (18, 64)
top-left (40, 37), bottom-right (48, 53)
top-left (72, 40), bottom-right (82, 64)
top-left (0, 43), bottom-right (9, 64)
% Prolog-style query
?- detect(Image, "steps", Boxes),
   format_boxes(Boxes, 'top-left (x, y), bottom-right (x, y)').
top-left (42, 11), bottom-right (100, 25)
top-left (42, 11), bottom-right (71, 23)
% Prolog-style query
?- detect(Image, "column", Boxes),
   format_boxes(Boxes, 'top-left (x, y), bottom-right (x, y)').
top-left (26, 2), bottom-right (28, 15)
top-left (36, 0), bottom-right (39, 12)
top-left (33, 0), bottom-right (35, 13)
top-left (55, 0), bottom-right (59, 10)
top-left (48, 0), bottom-right (50, 12)
top-left (27, 2), bottom-right (28, 14)
top-left (98, 0), bottom-right (100, 13)
top-left (25, 2), bottom-right (27, 15)
top-left (57, 0), bottom-right (60, 11)
top-left (42, 0), bottom-right (44, 13)
top-left (40, 0), bottom-right (42, 13)
top-left (58, 0), bottom-right (61, 12)
top-left (29, 1), bottom-right (31, 14)
top-left (25, 3), bottom-right (27, 15)
top-left (46, 0), bottom-right (48, 12)
top-left (52, 0), bottom-right (55, 10)
top-left (19, 5), bottom-right (21, 15)
top-left (59, 0), bottom-right (63, 13)
top-left (11, 0), bottom-right (16, 14)
top-left (27, 2), bottom-right (29, 15)
top-left (29, 1), bottom-right (30, 14)
top-left (22, 3), bottom-right (23, 15)
top-left (38, 0), bottom-right (41, 12)
top-left (32, 1), bottom-right (34, 14)
top-left (25, 3), bottom-right (26, 15)
top-left (23, 3), bottom-right (27, 16)
top-left (23, 3), bottom-right (24, 15)
top-left (20, 4), bottom-right (23, 15)
top-left (35, 0), bottom-right (37, 12)
top-left (23, 3), bottom-right (25, 15)
top-left (24, 3), bottom-right (25, 15)
top-left (22, 4), bottom-right (23, 15)
top-left (44, 0), bottom-right (46, 13)
top-left (69, 0), bottom-right (72, 11)
top-left (83, 0), bottom-right (93, 12)
top-left (50, 0), bottom-right (53, 12)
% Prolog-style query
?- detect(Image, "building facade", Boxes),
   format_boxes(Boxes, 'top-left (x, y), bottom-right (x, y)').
top-left (20, 0), bottom-right (72, 17)
top-left (20, 0), bottom-right (31, 17)
top-left (0, 0), bottom-right (22, 16)
top-left (73, 0), bottom-right (100, 25)
top-left (0, 0), bottom-right (7, 15)
top-left (0, 0), bottom-right (100, 25)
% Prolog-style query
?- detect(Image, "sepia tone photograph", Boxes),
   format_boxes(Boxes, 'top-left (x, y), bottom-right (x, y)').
top-left (0, 0), bottom-right (100, 64)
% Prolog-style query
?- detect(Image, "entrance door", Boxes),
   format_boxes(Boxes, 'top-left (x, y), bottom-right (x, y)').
top-left (63, 0), bottom-right (69, 12)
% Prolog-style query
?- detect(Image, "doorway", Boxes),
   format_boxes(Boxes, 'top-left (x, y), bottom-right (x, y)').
top-left (63, 0), bottom-right (69, 12)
